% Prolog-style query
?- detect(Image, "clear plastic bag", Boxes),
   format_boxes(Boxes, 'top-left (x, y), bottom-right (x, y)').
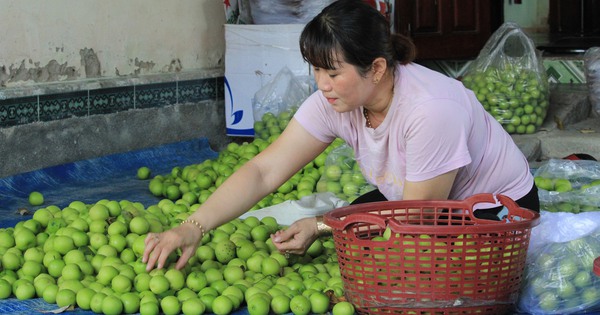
top-left (315, 143), bottom-right (375, 203)
top-left (252, 66), bottom-right (310, 140)
top-left (517, 212), bottom-right (600, 315)
top-left (248, 0), bottom-right (335, 24)
top-left (584, 47), bottom-right (600, 117)
top-left (533, 159), bottom-right (600, 213)
top-left (462, 22), bottom-right (549, 134)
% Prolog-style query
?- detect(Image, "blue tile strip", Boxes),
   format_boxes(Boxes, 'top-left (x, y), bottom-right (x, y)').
top-left (0, 77), bottom-right (221, 128)
top-left (39, 90), bottom-right (88, 121)
top-left (0, 95), bottom-right (38, 127)
top-left (89, 86), bottom-right (135, 115)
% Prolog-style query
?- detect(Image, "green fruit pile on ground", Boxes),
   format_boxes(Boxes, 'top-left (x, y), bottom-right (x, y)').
top-left (146, 110), bottom-right (373, 209)
top-left (462, 65), bottom-right (549, 134)
top-left (0, 198), bottom-right (351, 315)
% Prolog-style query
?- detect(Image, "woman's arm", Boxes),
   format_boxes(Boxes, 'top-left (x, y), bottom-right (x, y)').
top-left (143, 118), bottom-right (330, 270)
top-left (403, 169), bottom-right (458, 200)
top-left (187, 118), bottom-right (330, 231)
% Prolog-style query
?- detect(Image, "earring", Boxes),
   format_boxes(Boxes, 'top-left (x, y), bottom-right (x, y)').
top-left (373, 78), bottom-right (380, 84)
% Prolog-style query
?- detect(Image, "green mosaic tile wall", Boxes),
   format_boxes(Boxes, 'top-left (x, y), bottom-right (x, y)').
top-left (0, 77), bottom-right (223, 128)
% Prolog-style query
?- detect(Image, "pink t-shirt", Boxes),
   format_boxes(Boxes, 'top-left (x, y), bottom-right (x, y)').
top-left (294, 63), bottom-right (533, 204)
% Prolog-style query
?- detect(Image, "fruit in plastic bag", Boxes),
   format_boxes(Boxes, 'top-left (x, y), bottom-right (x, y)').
top-left (462, 65), bottom-right (549, 134)
top-left (518, 231), bottom-right (600, 314)
top-left (461, 22), bottom-right (549, 134)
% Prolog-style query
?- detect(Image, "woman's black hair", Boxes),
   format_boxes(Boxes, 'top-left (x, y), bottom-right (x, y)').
top-left (300, 0), bottom-right (416, 76)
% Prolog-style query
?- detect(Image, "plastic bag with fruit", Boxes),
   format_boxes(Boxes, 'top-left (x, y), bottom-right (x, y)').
top-left (533, 159), bottom-right (600, 213)
top-left (252, 66), bottom-right (312, 140)
top-left (461, 22), bottom-right (549, 135)
top-left (584, 47), bottom-right (600, 117)
top-left (517, 211), bottom-right (600, 315)
top-left (315, 143), bottom-right (375, 203)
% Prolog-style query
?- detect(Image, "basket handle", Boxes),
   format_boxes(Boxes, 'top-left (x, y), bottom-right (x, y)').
top-left (463, 193), bottom-right (539, 223)
top-left (332, 212), bottom-right (388, 232)
top-left (462, 193), bottom-right (499, 209)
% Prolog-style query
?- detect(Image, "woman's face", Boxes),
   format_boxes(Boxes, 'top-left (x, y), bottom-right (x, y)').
top-left (313, 56), bottom-right (375, 113)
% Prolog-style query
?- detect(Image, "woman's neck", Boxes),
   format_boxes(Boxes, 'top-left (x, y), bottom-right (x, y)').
top-left (364, 71), bottom-right (395, 128)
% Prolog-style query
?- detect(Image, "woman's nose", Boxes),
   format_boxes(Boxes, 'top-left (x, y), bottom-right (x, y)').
top-left (315, 74), bottom-right (331, 92)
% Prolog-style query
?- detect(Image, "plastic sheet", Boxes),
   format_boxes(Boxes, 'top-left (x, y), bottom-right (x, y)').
top-left (0, 138), bottom-right (218, 228)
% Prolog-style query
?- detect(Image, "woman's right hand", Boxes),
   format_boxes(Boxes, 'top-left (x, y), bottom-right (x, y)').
top-left (271, 217), bottom-right (319, 255)
top-left (142, 222), bottom-right (204, 271)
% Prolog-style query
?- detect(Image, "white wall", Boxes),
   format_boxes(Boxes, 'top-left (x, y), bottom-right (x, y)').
top-left (504, 0), bottom-right (549, 32)
top-left (0, 0), bottom-right (226, 87)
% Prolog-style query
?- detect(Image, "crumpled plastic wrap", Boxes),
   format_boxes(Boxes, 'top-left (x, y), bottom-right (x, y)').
top-left (252, 66), bottom-right (308, 123)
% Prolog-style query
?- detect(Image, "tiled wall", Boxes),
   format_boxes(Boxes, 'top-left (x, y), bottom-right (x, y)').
top-left (0, 57), bottom-right (586, 129)
top-left (0, 74), bottom-right (224, 128)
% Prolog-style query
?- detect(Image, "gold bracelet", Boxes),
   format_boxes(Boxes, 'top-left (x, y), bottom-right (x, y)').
top-left (181, 219), bottom-right (205, 236)
top-left (316, 215), bottom-right (332, 236)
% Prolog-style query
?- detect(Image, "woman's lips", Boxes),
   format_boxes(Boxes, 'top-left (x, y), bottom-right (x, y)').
top-left (326, 97), bottom-right (336, 104)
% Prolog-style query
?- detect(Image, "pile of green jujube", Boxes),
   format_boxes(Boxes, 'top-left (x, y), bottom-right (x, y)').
top-left (148, 110), bottom-right (373, 209)
top-left (0, 199), bottom-right (356, 315)
top-left (0, 107), bottom-right (378, 315)
top-left (462, 65), bottom-right (549, 134)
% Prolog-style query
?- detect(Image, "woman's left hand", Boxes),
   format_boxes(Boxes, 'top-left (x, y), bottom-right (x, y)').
top-left (270, 217), bottom-right (319, 255)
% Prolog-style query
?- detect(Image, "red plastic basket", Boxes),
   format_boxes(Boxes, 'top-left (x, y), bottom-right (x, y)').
top-left (323, 194), bottom-right (540, 315)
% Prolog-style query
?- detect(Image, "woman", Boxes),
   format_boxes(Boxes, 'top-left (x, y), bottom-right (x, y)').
top-left (143, 0), bottom-right (539, 271)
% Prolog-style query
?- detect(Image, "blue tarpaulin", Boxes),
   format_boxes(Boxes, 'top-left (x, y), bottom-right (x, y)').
top-left (0, 138), bottom-right (219, 228)
top-left (0, 138), bottom-right (221, 314)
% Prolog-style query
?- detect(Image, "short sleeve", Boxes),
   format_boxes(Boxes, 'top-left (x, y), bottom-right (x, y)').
top-left (293, 92), bottom-right (339, 143)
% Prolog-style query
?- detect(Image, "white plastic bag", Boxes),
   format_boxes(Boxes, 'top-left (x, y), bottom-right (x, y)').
top-left (584, 47), bottom-right (600, 117)
top-left (517, 211), bottom-right (600, 314)
top-left (238, 192), bottom-right (349, 226)
top-left (252, 66), bottom-right (308, 123)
